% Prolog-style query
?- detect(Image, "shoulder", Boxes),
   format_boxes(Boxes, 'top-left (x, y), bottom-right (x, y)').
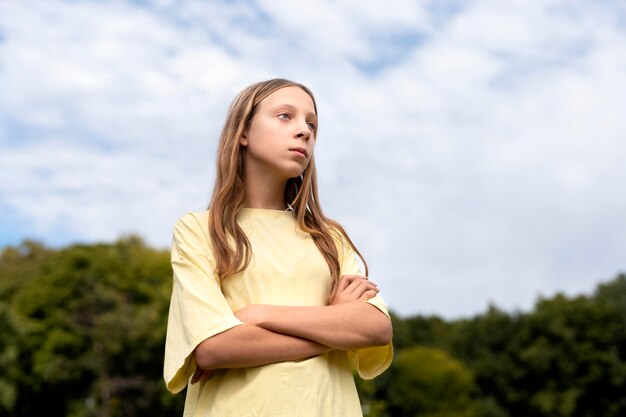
top-left (174, 210), bottom-right (209, 227)
top-left (172, 210), bottom-right (212, 253)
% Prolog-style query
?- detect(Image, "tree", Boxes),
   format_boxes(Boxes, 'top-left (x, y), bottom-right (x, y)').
top-left (446, 284), bottom-right (626, 417)
top-left (0, 241), bottom-right (52, 414)
top-left (1, 237), bottom-right (184, 417)
top-left (379, 346), bottom-right (476, 417)
top-left (3, 236), bottom-right (625, 417)
top-left (447, 305), bottom-right (520, 414)
top-left (515, 293), bottom-right (626, 417)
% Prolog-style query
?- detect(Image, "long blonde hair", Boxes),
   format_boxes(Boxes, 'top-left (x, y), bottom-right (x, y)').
top-left (208, 78), bottom-right (368, 290)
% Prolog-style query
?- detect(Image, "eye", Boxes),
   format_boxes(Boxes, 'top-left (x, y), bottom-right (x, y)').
top-left (306, 121), bottom-right (316, 130)
top-left (277, 113), bottom-right (291, 120)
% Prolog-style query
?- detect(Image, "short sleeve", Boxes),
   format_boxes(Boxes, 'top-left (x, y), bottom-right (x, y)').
top-left (337, 234), bottom-right (394, 380)
top-left (163, 212), bottom-right (244, 393)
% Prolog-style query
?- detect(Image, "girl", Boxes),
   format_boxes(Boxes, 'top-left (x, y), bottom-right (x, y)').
top-left (164, 79), bottom-right (393, 417)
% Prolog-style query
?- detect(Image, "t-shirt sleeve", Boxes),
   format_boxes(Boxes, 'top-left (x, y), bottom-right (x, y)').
top-left (337, 235), bottom-right (394, 380)
top-left (163, 212), bottom-right (244, 393)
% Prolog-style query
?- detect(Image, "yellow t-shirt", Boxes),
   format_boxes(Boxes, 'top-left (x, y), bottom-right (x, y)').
top-left (164, 209), bottom-right (393, 417)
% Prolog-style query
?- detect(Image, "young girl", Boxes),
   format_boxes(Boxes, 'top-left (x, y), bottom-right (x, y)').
top-left (164, 78), bottom-right (393, 417)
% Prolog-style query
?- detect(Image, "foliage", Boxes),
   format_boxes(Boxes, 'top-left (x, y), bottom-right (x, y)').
top-left (1, 237), bottom-right (625, 417)
top-left (378, 346), bottom-right (476, 417)
top-left (445, 288), bottom-right (626, 417)
top-left (379, 275), bottom-right (626, 417)
top-left (390, 312), bottom-right (451, 351)
top-left (0, 237), bottom-right (184, 417)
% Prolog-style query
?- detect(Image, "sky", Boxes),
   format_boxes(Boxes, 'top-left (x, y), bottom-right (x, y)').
top-left (1, 0), bottom-right (625, 318)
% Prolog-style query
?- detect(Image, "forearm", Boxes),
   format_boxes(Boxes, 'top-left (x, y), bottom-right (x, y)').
top-left (194, 324), bottom-right (332, 370)
top-left (252, 302), bottom-right (392, 351)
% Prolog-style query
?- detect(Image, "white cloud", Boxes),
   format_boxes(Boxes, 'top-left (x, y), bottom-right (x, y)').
top-left (1, 0), bottom-right (625, 317)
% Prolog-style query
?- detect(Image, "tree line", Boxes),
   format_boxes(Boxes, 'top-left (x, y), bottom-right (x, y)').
top-left (1, 237), bottom-right (624, 417)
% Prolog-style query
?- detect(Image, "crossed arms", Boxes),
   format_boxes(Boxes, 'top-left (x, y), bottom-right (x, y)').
top-left (192, 275), bottom-right (392, 381)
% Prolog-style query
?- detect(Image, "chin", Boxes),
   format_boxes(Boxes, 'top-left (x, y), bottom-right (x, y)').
top-left (283, 165), bottom-right (307, 179)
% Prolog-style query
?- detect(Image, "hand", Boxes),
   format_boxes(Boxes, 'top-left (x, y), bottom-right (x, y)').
top-left (329, 275), bottom-right (379, 305)
top-left (191, 367), bottom-right (215, 384)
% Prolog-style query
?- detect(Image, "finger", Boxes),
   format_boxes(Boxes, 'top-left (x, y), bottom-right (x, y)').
top-left (341, 274), bottom-right (367, 281)
top-left (344, 282), bottom-right (375, 299)
top-left (351, 282), bottom-right (380, 300)
top-left (192, 368), bottom-right (216, 384)
top-left (358, 289), bottom-right (379, 301)
top-left (191, 368), bottom-right (204, 384)
top-left (338, 275), bottom-right (375, 293)
top-left (337, 275), bottom-right (359, 291)
top-left (199, 369), bottom-right (214, 382)
top-left (344, 277), bottom-right (377, 295)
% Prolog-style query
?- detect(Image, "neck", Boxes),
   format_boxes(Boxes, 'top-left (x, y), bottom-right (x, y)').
top-left (243, 170), bottom-right (287, 210)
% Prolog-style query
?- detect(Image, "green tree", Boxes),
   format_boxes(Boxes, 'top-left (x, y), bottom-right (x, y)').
top-left (0, 241), bottom-right (52, 414)
top-left (447, 282), bottom-right (626, 417)
top-left (393, 314), bottom-right (451, 351)
top-left (1, 237), bottom-right (184, 417)
top-left (355, 376), bottom-right (388, 417)
top-left (594, 273), bottom-right (626, 342)
top-left (379, 346), bottom-right (476, 417)
top-left (3, 236), bottom-right (625, 417)
top-left (447, 305), bottom-right (520, 414)
top-left (516, 293), bottom-right (626, 417)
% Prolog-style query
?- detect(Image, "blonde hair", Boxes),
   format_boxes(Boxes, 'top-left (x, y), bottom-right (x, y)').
top-left (208, 78), bottom-right (368, 291)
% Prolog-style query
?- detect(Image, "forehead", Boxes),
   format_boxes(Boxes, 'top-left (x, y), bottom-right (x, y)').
top-left (259, 86), bottom-right (316, 114)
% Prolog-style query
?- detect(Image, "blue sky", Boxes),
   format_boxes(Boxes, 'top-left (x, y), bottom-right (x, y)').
top-left (1, 0), bottom-right (626, 317)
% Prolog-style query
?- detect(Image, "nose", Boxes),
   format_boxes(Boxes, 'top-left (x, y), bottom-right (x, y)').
top-left (295, 123), bottom-right (311, 142)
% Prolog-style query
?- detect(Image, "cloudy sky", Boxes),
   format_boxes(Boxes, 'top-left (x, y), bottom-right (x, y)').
top-left (1, 0), bottom-right (625, 318)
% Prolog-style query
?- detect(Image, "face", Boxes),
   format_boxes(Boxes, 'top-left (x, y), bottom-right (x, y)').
top-left (240, 86), bottom-right (317, 181)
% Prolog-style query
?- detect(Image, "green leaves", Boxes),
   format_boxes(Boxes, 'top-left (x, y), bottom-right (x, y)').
top-left (375, 275), bottom-right (626, 417)
top-left (0, 237), bottom-right (183, 417)
top-left (384, 346), bottom-right (476, 417)
top-left (1, 237), bottom-right (625, 417)
top-left (362, 276), bottom-right (626, 417)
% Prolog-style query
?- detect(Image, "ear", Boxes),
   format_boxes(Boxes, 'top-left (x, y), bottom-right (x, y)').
top-left (240, 132), bottom-right (248, 147)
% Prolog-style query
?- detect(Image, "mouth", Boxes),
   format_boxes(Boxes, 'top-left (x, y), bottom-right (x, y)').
top-left (289, 147), bottom-right (308, 158)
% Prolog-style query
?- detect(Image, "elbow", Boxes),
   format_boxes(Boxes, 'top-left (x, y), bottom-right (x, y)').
top-left (194, 353), bottom-right (212, 371)
top-left (364, 303), bottom-right (393, 347)
top-left (357, 312), bottom-right (392, 348)
top-left (355, 303), bottom-right (393, 348)
top-left (194, 339), bottom-right (222, 370)
top-left (372, 317), bottom-right (393, 346)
